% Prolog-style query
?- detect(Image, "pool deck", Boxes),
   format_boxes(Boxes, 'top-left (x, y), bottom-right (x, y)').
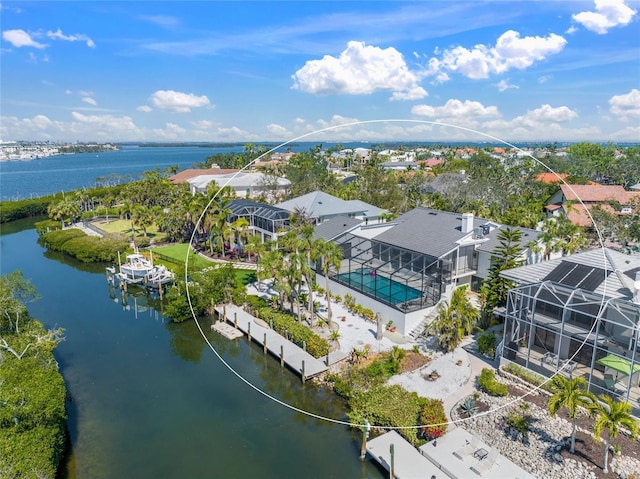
top-left (215, 304), bottom-right (348, 379)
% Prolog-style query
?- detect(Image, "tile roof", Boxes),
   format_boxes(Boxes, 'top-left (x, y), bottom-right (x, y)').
top-left (169, 168), bottom-right (240, 184)
top-left (560, 184), bottom-right (639, 203)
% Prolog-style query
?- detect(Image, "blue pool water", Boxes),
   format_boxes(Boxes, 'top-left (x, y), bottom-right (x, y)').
top-left (337, 268), bottom-right (422, 304)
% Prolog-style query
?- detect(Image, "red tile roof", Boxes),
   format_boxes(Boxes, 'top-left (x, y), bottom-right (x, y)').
top-left (560, 184), bottom-right (640, 203)
top-left (169, 168), bottom-right (240, 184)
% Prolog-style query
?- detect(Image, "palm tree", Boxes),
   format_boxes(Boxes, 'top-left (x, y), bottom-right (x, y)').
top-left (547, 375), bottom-right (596, 453)
top-left (592, 395), bottom-right (638, 473)
top-left (429, 285), bottom-right (480, 352)
top-left (315, 239), bottom-right (343, 326)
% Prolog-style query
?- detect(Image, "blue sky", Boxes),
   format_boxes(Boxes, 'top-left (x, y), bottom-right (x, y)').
top-left (1, 1), bottom-right (638, 143)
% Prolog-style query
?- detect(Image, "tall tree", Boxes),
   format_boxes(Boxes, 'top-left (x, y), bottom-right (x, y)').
top-left (315, 239), bottom-right (343, 325)
top-left (547, 375), bottom-right (596, 453)
top-left (592, 395), bottom-right (638, 473)
top-left (480, 227), bottom-right (524, 322)
top-left (429, 285), bottom-right (479, 352)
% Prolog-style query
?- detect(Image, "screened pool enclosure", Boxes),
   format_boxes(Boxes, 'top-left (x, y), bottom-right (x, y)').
top-left (501, 279), bottom-right (640, 411)
top-left (326, 231), bottom-right (454, 313)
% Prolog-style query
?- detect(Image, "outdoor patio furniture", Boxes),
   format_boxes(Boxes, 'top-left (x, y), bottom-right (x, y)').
top-left (604, 373), bottom-right (616, 390)
top-left (470, 449), bottom-right (499, 476)
top-left (453, 436), bottom-right (479, 459)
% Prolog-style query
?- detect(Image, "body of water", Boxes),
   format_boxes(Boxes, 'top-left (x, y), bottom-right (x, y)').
top-left (0, 219), bottom-right (384, 478)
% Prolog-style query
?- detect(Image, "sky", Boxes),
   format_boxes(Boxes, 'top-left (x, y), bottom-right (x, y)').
top-left (1, 1), bottom-right (639, 143)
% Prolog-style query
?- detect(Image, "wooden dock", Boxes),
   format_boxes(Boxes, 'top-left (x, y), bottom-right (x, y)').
top-left (215, 304), bottom-right (347, 380)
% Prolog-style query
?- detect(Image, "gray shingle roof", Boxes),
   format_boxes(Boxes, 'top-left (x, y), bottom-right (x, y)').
top-left (275, 191), bottom-right (376, 219)
top-left (371, 208), bottom-right (487, 257)
top-left (476, 227), bottom-right (541, 254)
top-left (313, 216), bottom-right (363, 241)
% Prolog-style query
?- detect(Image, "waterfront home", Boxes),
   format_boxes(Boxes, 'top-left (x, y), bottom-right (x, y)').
top-left (274, 190), bottom-right (386, 225)
top-left (498, 247), bottom-right (640, 416)
top-left (313, 208), bottom-right (543, 337)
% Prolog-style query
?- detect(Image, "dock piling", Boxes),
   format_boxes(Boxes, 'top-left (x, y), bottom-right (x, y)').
top-left (280, 345), bottom-right (284, 367)
top-left (263, 333), bottom-right (267, 354)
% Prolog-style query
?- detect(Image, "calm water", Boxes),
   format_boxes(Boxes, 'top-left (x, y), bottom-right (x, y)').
top-left (0, 219), bottom-right (383, 478)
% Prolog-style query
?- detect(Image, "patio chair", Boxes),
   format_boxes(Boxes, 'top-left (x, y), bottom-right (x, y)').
top-left (470, 449), bottom-right (499, 476)
top-left (453, 436), bottom-right (479, 459)
top-left (604, 374), bottom-right (616, 390)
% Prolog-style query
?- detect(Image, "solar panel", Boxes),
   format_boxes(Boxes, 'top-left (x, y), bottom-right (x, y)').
top-left (543, 261), bottom-right (609, 292)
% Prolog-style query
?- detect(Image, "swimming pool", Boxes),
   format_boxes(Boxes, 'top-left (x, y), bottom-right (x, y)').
top-left (336, 268), bottom-right (423, 305)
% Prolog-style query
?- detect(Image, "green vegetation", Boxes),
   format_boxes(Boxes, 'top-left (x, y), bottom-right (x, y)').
top-left (0, 197), bottom-right (50, 223)
top-left (164, 264), bottom-right (246, 323)
top-left (476, 331), bottom-right (497, 357)
top-left (502, 362), bottom-right (550, 391)
top-left (477, 368), bottom-right (508, 396)
top-left (38, 229), bottom-right (130, 263)
top-left (253, 307), bottom-right (329, 358)
top-left (429, 285), bottom-right (479, 352)
top-left (0, 271), bottom-right (67, 478)
top-left (547, 376), bottom-right (596, 453)
top-left (592, 394), bottom-right (638, 474)
top-left (329, 347), bottom-right (446, 445)
top-left (153, 243), bottom-right (213, 271)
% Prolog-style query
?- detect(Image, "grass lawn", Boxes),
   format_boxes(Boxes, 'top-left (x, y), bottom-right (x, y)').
top-left (152, 244), bottom-right (256, 284)
top-left (91, 218), bottom-right (168, 242)
top-left (152, 243), bottom-right (212, 270)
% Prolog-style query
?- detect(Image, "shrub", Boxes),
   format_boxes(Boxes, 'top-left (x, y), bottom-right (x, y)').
top-left (418, 398), bottom-right (448, 441)
top-left (477, 331), bottom-right (497, 357)
top-left (39, 230), bottom-right (130, 263)
top-left (256, 307), bottom-right (329, 358)
top-left (34, 219), bottom-right (61, 235)
top-left (478, 368), bottom-right (508, 396)
top-left (459, 397), bottom-right (478, 417)
top-left (502, 362), bottom-right (552, 392)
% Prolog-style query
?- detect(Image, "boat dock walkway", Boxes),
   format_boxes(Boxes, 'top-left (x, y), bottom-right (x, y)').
top-left (215, 304), bottom-right (347, 380)
top-left (366, 430), bottom-right (443, 478)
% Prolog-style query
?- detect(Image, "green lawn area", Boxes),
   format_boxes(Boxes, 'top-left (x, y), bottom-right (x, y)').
top-left (151, 244), bottom-right (256, 284)
top-left (91, 218), bottom-right (168, 242)
top-left (152, 243), bottom-right (212, 270)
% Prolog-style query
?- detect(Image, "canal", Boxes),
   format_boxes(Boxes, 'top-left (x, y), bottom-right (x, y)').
top-left (0, 219), bottom-right (383, 478)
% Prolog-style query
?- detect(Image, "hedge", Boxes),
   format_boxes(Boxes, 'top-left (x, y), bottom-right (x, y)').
top-left (38, 229), bottom-right (130, 263)
top-left (0, 197), bottom-right (51, 223)
top-left (256, 307), bottom-right (330, 358)
top-left (477, 368), bottom-right (508, 396)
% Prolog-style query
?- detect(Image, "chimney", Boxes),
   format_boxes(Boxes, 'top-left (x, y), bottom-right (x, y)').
top-left (461, 212), bottom-right (474, 233)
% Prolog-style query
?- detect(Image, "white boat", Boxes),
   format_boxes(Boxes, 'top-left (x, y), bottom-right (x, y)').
top-left (119, 252), bottom-right (154, 279)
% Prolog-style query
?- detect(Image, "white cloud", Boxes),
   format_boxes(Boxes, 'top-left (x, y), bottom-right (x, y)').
top-left (538, 75), bottom-right (553, 84)
top-left (82, 97), bottom-right (97, 106)
top-left (412, 99), bottom-right (500, 119)
top-left (139, 15), bottom-right (180, 28)
top-left (317, 114), bottom-right (360, 129)
top-left (191, 120), bottom-right (215, 129)
top-left (137, 105), bottom-right (153, 113)
top-left (390, 86), bottom-right (428, 101)
top-left (151, 123), bottom-right (186, 140)
top-left (609, 89), bottom-right (640, 118)
top-left (148, 90), bottom-right (212, 113)
top-left (47, 29), bottom-right (95, 48)
top-left (71, 112), bottom-right (137, 130)
top-left (2, 29), bottom-right (46, 48)
top-left (495, 79), bottom-right (519, 92)
top-left (266, 123), bottom-right (290, 137)
top-left (292, 41), bottom-right (426, 100)
top-left (572, 0), bottom-right (637, 34)
top-left (427, 30), bottom-right (566, 80)
top-left (527, 104), bottom-right (578, 122)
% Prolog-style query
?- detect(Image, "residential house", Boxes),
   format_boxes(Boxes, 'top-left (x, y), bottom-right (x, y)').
top-left (546, 184), bottom-right (640, 227)
top-left (314, 208), bottom-right (542, 337)
top-left (274, 190), bottom-right (386, 225)
top-left (184, 171), bottom-right (291, 201)
top-left (498, 248), bottom-right (640, 416)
